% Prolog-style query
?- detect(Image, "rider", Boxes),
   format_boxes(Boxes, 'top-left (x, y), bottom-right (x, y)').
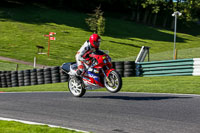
top-left (75, 34), bottom-right (101, 76)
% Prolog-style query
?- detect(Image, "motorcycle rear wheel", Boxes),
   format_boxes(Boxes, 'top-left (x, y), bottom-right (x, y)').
top-left (68, 77), bottom-right (86, 97)
top-left (104, 70), bottom-right (122, 93)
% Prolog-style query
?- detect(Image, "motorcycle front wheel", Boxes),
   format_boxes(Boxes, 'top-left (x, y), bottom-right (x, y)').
top-left (104, 70), bottom-right (122, 93)
top-left (68, 77), bottom-right (86, 97)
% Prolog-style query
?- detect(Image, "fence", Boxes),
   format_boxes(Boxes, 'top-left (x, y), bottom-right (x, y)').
top-left (136, 58), bottom-right (200, 77)
top-left (0, 61), bottom-right (136, 88)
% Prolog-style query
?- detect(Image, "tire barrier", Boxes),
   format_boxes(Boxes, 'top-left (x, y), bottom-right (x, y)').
top-left (60, 71), bottom-right (69, 82)
top-left (6, 71), bottom-right (12, 87)
top-left (112, 61), bottom-right (136, 77)
top-left (0, 73), bottom-right (1, 88)
top-left (24, 70), bottom-right (31, 86)
top-left (11, 71), bottom-right (18, 87)
top-left (0, 61), bottom-right (136, 88)
top-left (51, 66), bottom-right (60, 83)
top-left (18, 70), bottom-right (24, 87)
top-left (44, 68), bottom-right (52, 84)
top-left (114, 61), bottom-right (124, 77)
top-left (123, 61), bottom-right (136, 77)
top-left (1, 72), bottom-right (7, 88)
top-left (37, 69), bottom-right (44, 85)
top-left (31, 69), bottom-right (37, 85)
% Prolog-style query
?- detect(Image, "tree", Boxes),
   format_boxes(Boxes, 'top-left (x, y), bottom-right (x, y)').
top-left (141, 0), bottom-right (162, 25)
top-left (187, 0), bottom-right (200, 20)
top-left (161, 0), bottom-right (174, 28)
top-left (127, 0), bottom-right (144, 22)
top-left (97, 15), bottom-right (105, 35)
top-left (85, 6), bottom-right (106, 35)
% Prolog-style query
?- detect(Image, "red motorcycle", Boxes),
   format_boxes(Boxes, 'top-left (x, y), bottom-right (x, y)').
top-left (61, 50), bottom-right (122, 97)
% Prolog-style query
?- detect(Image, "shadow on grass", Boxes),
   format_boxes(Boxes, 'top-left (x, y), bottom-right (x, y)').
top-left (108, 41), bottom-right (141, 48)
top-left (84, 95), bottom-right (192, 101)
top-left (0, 1), bottom-right (191, 43)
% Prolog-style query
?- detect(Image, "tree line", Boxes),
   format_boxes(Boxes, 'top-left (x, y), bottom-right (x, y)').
top-left (2, 0), bottom-right (200, 30)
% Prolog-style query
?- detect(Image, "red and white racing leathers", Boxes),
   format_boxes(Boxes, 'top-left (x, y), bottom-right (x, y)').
top-left (75, 40), bottom-right (96, 72)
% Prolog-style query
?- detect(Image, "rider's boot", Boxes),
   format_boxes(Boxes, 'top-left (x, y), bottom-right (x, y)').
top-left (75, 69), bottom-right (83, 84)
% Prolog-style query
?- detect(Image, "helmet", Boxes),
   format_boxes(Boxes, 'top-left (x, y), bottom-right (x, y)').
top-left (89, 34), bottom-right (101, 49)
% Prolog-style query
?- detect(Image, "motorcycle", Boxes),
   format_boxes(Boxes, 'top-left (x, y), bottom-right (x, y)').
top-left (61, 50), bottom-right (122, 97)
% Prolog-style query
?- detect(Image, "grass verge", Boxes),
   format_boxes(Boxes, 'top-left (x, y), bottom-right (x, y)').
top-left (122, 76), bottom-right (200, 94)
top-left (0, 120), bottom-right (82, 133)
top-left (0, 60), bottom-right (36, 71)
top-left (0, 76), bottom-right (200, 95)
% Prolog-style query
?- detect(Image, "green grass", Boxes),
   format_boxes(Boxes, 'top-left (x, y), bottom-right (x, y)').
top-left (0, 4), bottom-right (200, 66)
top-left (0, 120), bottom-right (82, 133)
top-left (0, 60), bottom-right (36, 71)
top-left (145, 47), bottom-right (200, 61)
top-left (0, 82), bottom-right (67, 92)
top-left (1, 76), bottom-right (200, 95)
top-left (122, 76), bottom-right (200, 94)
top-left (118, 47), bottom-right (200, 61)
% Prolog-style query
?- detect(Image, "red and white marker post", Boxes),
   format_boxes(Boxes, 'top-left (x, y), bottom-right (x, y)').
top-left (44, 32), bottom-right (56, 56)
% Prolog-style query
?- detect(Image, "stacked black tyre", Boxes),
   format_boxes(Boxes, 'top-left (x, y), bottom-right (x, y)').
top-left (1, 72), bottom-right (7, 88)
top-left (114, 62), bottom-right (124, 77)
top-left (51, 66), bottom-right (60, 83)
top-left (111, 62), bottom-right (115, 69)
top-left (44, 68), bottom-right (52, 84)
top-left (31, 69), bottom-right (37, 85)
top-left (124, 61), bottom-right (135, 77)
top-left (60, 71), bottom-right (68, 82)
top-left (18, 70), bottom-right (24, 87)
top-left (11, 71), bottom-right (18, 87)
top-left (37, 69), bottom-right (44, 85)
top-left (0, 72), bottom-right (2, 88)
top-left (6, 71), bottom-right (12, 87)
top-left (0, 73), bottom-right (1, 88)
top-left (24, 70), bottom-right (31, 86)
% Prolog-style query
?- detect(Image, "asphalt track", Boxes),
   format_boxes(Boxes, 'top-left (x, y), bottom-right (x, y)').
top-left (0, 92), bottom-right (200, 133)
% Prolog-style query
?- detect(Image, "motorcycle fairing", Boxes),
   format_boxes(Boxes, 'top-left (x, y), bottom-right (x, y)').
top-left (105, 69), bottom-right (115, 77)
top-left (83, 71), bottom-right (104, 88)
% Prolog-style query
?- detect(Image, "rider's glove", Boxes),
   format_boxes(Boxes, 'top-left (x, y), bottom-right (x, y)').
top-left (84, 58), bottom-right (92, 65)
